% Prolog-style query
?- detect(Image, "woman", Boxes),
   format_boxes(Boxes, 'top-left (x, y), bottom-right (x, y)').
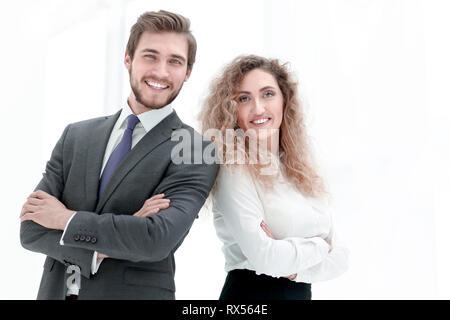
top-left (198, 55), bottom-right (349, 300)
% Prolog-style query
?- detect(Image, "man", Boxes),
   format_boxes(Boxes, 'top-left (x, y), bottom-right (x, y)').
top-left (20, 10), bottom-right (219, 300)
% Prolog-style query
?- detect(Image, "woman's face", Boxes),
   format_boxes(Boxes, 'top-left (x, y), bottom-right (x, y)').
top-left (236, 68), bottom-right (284, 141)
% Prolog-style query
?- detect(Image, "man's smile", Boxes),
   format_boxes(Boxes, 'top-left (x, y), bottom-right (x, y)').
top-left (145, 80), bottom-right (170, 90)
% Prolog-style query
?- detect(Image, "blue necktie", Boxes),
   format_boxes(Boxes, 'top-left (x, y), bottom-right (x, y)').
top-left (98, 114), bottom-right (140, 198)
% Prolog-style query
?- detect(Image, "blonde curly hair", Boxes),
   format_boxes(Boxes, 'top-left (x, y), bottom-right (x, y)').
top-left (199, 55), bottom-right (326, 198)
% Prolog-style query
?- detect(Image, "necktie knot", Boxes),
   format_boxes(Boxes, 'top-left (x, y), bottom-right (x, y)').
top-left (126, 114), bottom-right (140, 131)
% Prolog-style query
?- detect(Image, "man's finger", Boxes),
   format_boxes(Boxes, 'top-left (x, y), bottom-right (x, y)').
top-left (26, 198), bottom-right (44, 206)
top-left (147, 194), bottom-right (166, 204)
top-left (20, 212), bottom-right (35, 222)
top-left (29, 190), bottom-right (51, 199)
top-left (134, 198), bottom-right (169, 218)
top-left (97, 253), bottom-right (109, 259)
top-left (138, 207), bottom-right (160, 218)
top-left (20, 205), bottom-right (27, 218)
top-left (22, 204), bottom-right (38, 214)
top-left (149, 202), bottom-right (170, 211)
top-left (144, 207), bottom-right (160, 216)
top-left (149, 193), bottom-right (165, 201)
top-left (20, 205), bottom-right (32, 218)
top-left (133, 209), bottom-right (144, 217)
top-left (146, 199), bottom-right (170, 208)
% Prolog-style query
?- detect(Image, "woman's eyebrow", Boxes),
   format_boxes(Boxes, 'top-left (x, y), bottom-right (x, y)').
top-left (260, 86), bottom-right (276, 92)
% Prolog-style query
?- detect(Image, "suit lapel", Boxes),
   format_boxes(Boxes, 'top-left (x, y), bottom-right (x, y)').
top-left (95, 110), bottom-right (183, 213)
top-left (84, 110), bottom-right (122, 211)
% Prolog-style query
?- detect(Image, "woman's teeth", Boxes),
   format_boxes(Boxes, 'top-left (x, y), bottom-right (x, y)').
top-left (251, 118), bottom-right (270, 124)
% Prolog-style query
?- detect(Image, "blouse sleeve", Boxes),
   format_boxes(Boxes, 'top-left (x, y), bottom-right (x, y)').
top-left (213, 165), bottom-right (330, 278)
top-left (294, 203), bottom-right (349, 283)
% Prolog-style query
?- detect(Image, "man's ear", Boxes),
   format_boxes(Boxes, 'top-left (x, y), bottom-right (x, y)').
top-left (184, 67), bottom-right (192, 82)
top-left (124, 51), bottom-right (132, 70)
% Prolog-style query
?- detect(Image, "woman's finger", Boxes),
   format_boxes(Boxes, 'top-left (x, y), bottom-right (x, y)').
top-left (260, 221), bottom-right (274, 239)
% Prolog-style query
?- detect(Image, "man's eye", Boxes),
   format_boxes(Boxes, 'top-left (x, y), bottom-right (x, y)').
top-left (238, 96), bottom-right (249, 103)
top-left (145, 55), bottom-right (156, 59)
top-left (170, 59), bottom-right (182, 65)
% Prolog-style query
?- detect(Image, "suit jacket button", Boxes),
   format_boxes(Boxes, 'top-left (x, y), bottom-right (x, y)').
top-left (80, 235), bottom-right (86, 241)
top-left (91, 237), bottom-right (97, 244)
top-left (74, 235), bottom-right (80, 241)
top-left (85, 236), bottom-right (91, 242)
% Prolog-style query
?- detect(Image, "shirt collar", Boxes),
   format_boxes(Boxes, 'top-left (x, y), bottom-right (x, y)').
top-left (118, 100), bottom-right (174, 133)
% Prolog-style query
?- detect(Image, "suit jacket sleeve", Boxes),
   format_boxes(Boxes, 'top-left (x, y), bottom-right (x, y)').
top-left (60, 140), bottom-right (219, 263)
top-left (20, 125), bottom-right (96, 279)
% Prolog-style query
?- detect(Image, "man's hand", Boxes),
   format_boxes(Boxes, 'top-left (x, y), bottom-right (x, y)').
top-left (20, 190), bottom-right (76, 230)
top-left (97, 194), bottom-right (170, 260)
top-left (133, 193), bottom-right (170, 218)
top-left (260, 220), bottom-right (297, 280)
top-left (97, 253), bottom-right (109, 259)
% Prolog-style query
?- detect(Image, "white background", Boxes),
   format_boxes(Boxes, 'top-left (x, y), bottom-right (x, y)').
top-left (0, 0), bottom-right (449, 299)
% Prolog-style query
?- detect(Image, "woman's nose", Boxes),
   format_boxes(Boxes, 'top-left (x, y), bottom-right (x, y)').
top-left (253, 98), bottom-right (266, 114)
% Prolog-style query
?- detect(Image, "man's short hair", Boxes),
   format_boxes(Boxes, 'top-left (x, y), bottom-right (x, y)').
top-left (126, 10), bottom-right (197, 70)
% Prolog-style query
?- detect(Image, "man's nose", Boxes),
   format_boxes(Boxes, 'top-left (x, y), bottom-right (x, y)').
top-left (153, 61), bottom-right (170, 79)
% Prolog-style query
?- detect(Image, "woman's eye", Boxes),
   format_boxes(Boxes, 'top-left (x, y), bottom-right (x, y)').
top-left (238, 96), bottom-right (249, 103)
top-left (263, 91), bottom-right (275, 98)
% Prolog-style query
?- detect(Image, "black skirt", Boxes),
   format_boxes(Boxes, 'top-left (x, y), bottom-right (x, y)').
top-left (219, 269), bottom-right (311, 300)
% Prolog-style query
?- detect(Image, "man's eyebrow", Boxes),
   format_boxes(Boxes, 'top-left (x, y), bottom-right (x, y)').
top-left (170, 54), bottom-right (186, 62)
top-left (141, 48), bottom-right (159, 54)
top-left (140, 49), bottom-right (186, 62)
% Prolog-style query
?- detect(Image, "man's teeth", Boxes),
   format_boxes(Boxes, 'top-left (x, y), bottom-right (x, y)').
top-left (145, 81), bottom-right (169, 89)
top-left (251, 118), bottom-right (270, 124)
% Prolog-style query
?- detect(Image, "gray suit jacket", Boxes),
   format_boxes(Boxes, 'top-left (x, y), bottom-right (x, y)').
top-left (20, 110), bottom-right (219, 300)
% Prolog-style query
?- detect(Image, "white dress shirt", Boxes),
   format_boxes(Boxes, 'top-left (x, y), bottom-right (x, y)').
top-left (60, 101), bottom-right (173, 295)
top-left (212, 164), bottom-right (349, 283)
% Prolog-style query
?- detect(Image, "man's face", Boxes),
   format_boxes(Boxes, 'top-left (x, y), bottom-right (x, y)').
top-left (125, 31), bottom-right (191, 110)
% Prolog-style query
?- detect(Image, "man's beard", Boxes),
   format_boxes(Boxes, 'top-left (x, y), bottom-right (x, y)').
top-left (130, 74), bottom-right (183, 110)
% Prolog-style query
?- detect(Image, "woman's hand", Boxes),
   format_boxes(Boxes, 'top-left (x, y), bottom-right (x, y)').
top-left (260, 220), bottom-right (297, 280)
top-left (260, 220), bottom-right (275, 238)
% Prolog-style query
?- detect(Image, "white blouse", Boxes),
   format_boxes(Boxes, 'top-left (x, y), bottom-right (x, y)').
top-left (212, 165), bottom-right (349, 283)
